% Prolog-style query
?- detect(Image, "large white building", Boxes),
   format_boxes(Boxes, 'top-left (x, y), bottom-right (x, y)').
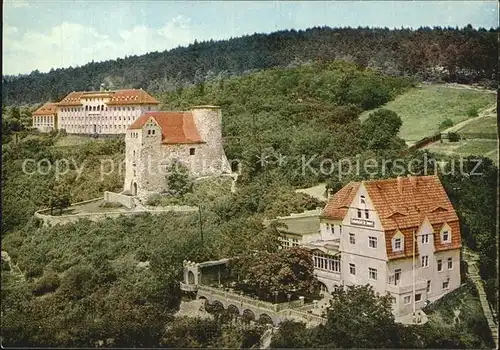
top-left (272, 175), bottom-right (461, 318)
top-left (32, 87), bottom-right (160, 134)
top-left (32, 102), bottom-right (58, 132)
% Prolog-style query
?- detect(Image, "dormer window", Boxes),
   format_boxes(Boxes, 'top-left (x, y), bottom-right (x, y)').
top-left (440, 224), bottom-right (452, 244)
top-left (394, 238), bottom-right (402, 251)
top-left (360, 195), bottom-right (366, 205)
top-left (392, 231), bottom-right (404, 252)
top-left (442, 231), bottom-right (449, 243)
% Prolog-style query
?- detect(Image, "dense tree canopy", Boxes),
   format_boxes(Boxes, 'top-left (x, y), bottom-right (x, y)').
top-left (2, 25), bottom-right (497, 105)
top-left (270, 284), bottom-right (492, 348)
top-left (229, 247), bottom-right (320, 302)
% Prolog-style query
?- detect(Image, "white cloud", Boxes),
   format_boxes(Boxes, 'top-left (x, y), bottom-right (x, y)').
top-left (2, 15), bottom-right (195, 75)
top-left (6, 0), bottom-right (31, 8)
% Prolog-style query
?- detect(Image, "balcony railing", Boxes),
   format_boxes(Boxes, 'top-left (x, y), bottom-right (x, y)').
top-left (386, 278), bottom-right (427, 294)
top-left (180, 282), bottom-right (198, 292)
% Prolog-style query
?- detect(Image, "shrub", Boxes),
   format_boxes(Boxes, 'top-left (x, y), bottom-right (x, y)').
top-left (466, 106), bottom-right (479, 118)
top-left (58, 265), bottom-right (98, 300)
top-left (165, 160), bottom-right (193, 197)
top-left (99, 201), bottom-right (124, 208)
top-left (135, 248), bottom-right (149, 262)
top-left (145, 194), bottom-right (161, 206)
top-left (448, 132), bottom-right (460, 142)
top-left (1, 260), bottom-right (11, 271)
top-left (24, 261), bottom-right (44, 279)
top-left (32, 272), bottom-right (61, 296)
top-left (438, 118), bottom-right (454, 130)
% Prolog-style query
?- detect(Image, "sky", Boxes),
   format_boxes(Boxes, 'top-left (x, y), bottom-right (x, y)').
top-left (2, 0), bottom-right (498, 75)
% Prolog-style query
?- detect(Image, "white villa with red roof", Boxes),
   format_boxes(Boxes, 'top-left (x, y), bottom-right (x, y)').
top-left (273, 175), bottom-right (461, 318)
top-left (32, 86), bottom-right (160, 134)
top-left (123, 106), bottom-right (231, 197)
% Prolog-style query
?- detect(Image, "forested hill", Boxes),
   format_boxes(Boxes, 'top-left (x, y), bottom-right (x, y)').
top-left (2, 25), bottom-right (498, 105)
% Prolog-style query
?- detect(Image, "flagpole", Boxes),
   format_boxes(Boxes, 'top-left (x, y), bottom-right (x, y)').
top-left (412, 230), bottom-right (416, 322)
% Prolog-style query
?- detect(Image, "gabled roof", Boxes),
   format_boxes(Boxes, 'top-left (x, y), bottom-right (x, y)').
top-left (129, 111), bottom-right (205, 145)
top-left (32, 102), bottom-right (57, 115)
top-left (323, 175), bottom-right (461, 259)
top-left (362, 175), bottom-right (458, 231)
top-left (57, 89), bottom-right (159, 106)
top-left (106, 89), bottom-right (159, 105)
top-left (320, 182), bottom-right (360, 220)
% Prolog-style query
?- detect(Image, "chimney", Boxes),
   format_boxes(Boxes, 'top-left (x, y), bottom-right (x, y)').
top-left (100, 83), bottom-right (105, 92)
top-left (407, 174), bottom-right (417, 188)
top-left (397, 176), bottom-right (403, 194)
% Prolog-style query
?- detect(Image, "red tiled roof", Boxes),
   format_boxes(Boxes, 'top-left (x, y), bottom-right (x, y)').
top-left (363, 175), bottom-right (458, 231)
top-left (57, 91), bottom-right (84, 106)
top-left (129, 111), bottom-right (205, 145)
top-left (432, 220), bottom-right (461, 252)
top-left (320, 182), bottom-right (360, 220)
top-left (385, 227), bottom-right (420, 260)
top-left (106, 89), bottom-right (159, 105)
top-left (32, 102), bottom-right (57, 115)
top-left (57, 89), bottom-right (159, 106)
top-left (323, 175), bottom-right (461, 260)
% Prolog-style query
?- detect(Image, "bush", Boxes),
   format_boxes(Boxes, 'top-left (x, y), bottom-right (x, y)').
top-left (1, 260), bottom-right (11, 271)
top-left (165, 160), bottom-right (193, 197)
top-left (58, 265), bottom-right (98, 300)
top-left (24, 262), bottom-right (44, 279)
top-left (145, 194), bottom-right (161, 206)
top-left (99, 201), bottom-right (124, 209)
top-left (467, 106), bottom-right (479, 118)
top-left (135, 248), bottom-right (149, 262)
top-left (32, 272), bottom-right (61, 296)
top-left (438, 118), bottom-right (454, 130)
top-left (448, 132), bottom-right (460, 142)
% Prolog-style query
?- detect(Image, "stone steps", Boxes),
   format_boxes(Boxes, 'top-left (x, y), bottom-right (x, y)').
top-left (464, 252), bottom-right (498, 348)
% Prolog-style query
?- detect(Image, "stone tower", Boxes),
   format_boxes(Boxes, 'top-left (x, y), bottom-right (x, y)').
top-left (190, 105), bottom-right (231, 174)
top-left (123, 106), bottom-right (232, 199)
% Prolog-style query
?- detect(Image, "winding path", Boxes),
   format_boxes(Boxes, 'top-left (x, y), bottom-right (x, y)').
top-left (441, 104), bottom-right (496, 135)
top-left (1, 251), bottom-right (25, 282)
top-left (463, 248), bottom-right (498, 348)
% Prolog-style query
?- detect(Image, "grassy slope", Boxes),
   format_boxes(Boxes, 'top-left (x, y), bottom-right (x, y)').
top-left (424, 279), bottom-right (495, 348)
top-left (52, 134), bottom-right (109, 147)
top-left (456, 116), bottom-right (498, 134)
top-left (424, 140), bottom-right (498, 165)
top-left (360, 85), bottom-right (496, 142)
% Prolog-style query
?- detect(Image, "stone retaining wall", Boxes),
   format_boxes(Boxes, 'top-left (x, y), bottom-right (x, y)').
top-left (104, 191), bottom-right (135, 208)
top-left (34, 199), bottom-right (198, 227)
top-left (36, 197), bottom-right (103, 215)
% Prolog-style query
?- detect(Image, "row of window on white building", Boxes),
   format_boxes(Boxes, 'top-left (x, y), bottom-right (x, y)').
top-left (60, 105), bottom-right (149, 112)
top-left (60, 115), bottom-right (136, 122)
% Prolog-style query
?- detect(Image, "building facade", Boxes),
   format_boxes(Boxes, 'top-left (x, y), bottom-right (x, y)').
top-left (123, 106), bottom-right (232, 198)
top-left (32, 102), bottom-right (58, 132)
top-left (277, 175), bottom-right (461, 317)
top-left (32, 87), bottom-right (159, 134)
